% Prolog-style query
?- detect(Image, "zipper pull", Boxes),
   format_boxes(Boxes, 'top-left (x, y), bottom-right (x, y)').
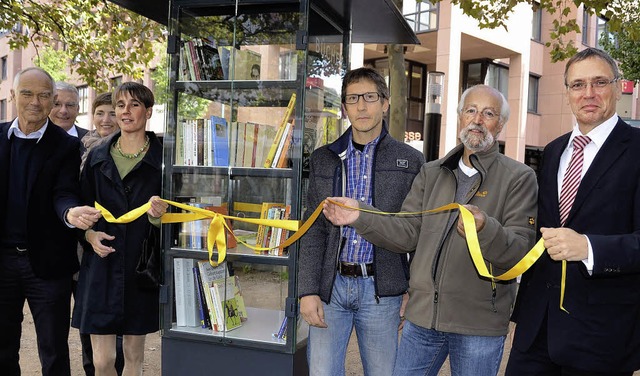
top-left (375, 295), bottom-right (380, 304)
top-left (434, 291), bottom-right (438, 303)
top-left (491, 287), bottom-right (497, 312)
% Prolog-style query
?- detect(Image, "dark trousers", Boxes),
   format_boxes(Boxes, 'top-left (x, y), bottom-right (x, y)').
top-left (505, 315), bottom-right (633, 376)
top-left (72, 280), bottom-right (125, 376)
top-left (0, 249), bottom-right (72, 376)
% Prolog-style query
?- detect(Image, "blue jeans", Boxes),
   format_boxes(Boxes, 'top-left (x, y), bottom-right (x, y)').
top-left (307, 273), bottom-right (402, 376)
top-left (393, 320), bottom-right (505, 376)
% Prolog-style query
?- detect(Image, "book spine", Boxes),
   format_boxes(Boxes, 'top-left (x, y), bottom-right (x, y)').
top-left (173, 258), bottom-right (187, 326)
top-left (263, 93), bottom-right (296, 167)
top-left (193, 266), bottom-right (209, 328)
top-left (276, 120), bottom-right (294, 168)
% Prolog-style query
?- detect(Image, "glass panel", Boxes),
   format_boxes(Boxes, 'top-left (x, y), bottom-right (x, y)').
top-left (410, 65), bottom-right (423, 98)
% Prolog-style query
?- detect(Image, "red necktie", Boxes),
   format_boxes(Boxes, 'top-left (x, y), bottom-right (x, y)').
top-left (558, 135), bottom-right (591, 226)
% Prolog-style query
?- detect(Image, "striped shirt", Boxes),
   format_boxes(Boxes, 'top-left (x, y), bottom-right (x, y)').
top-left (340, 135), bottom-right (379, 263)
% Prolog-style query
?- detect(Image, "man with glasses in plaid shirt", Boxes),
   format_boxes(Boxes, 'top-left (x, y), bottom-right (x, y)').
top-left (299, 67), bottom-right (424, 376)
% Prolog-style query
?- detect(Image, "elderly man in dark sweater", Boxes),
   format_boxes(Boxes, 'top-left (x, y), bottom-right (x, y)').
top-left (299, 67), bottom-right (425, 376)
top-left (0, 67), bottom-right (101, 376)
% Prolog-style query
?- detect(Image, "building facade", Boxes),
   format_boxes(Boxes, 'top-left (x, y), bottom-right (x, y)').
top-left (1, 1), bottom-right (638, 164)
top-left (362, 0), bottom-right (639, 165)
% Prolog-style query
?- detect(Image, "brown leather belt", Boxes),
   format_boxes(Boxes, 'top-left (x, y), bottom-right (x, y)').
top-left (338, 262), bottom-right (373, 277)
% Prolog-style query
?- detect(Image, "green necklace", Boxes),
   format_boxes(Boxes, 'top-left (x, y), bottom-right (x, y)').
top-left (116, 135), bottom-right (150, 159)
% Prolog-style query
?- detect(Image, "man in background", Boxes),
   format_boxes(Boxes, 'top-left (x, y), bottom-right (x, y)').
top-left (50, 81), bottom-right (88, 140)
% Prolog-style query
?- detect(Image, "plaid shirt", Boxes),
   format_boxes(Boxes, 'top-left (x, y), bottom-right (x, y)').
top-left (340, 135), bottom-right (379, 263)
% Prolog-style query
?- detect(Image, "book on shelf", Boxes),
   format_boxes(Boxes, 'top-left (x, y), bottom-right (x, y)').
top-left (273, 205), bottom-right (291, 256)
top-left (192, 265), bottom-right (211, 329)
top-left (255, 202), bottom-right (286, 253)
top-left (275, 120), bottom-right (294, 168)
top-left (242, 122), bottom-right (257, 167)
top-left (175, 119), bottom-right (185, 165)
top-left (209, 275), bottom-right (248, 332)
top-left (264, 93), bottom-right (297, 168)
top-left (196, 260), bottom-right (229, 332)
top-left (230, 48), bottom-right (261, 80)
top-left (198, 38), bottom-right (224, 80)
top-left (254, 123), bottom-right (278, 168)
top-left (173, 258), bottom-right (200, 327)
top-left (273, 316), bottom-right (288, 340)
top-left (196, 118), bottom-right (205, 166)
top-left (229, 121), bottom-right (239, 167)
top-left (210, 115), bottom-right (229, 166)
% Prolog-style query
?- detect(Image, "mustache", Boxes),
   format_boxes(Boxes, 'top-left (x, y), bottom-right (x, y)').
top-left (464, 124), bottom-right (487, 134)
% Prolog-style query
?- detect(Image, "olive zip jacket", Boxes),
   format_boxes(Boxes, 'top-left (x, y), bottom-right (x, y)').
top-left (351, 142), bottom-right (537, 336)
top-left (298, 125), bottom-right (425, 303)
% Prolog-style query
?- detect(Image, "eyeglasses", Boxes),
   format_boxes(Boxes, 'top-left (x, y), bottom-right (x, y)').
top-left (344, 92), bottom-right (381, 104)
top-left (462, 107), bottom-right (498, 121)
top-left (566, 78), bottom-right (619, 92)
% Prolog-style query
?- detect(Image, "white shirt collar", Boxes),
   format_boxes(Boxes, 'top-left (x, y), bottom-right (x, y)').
top-left (567, 113), bottom-right (618, 149)
top-left (7, 118), bottom-right (49, 142)
top-left (66, 125), bottom-right (79, 138)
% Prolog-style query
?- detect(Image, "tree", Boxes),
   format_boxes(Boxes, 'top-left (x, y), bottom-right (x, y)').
top-left (0, 0), bottom-right (165, 92)
top-left (436, 0), bottom-right (640, 62)
top-left (387, 0), bottom-right (409, 142)
top-left (600, 31), bottom-right (640, 83)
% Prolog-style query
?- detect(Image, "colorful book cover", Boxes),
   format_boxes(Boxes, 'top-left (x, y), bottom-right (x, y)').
top-left (210, 275), bottom-right (247, 332)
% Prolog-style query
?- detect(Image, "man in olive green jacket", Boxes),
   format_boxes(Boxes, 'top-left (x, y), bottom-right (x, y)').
top-left (323, 85), bottom-right (537, 376)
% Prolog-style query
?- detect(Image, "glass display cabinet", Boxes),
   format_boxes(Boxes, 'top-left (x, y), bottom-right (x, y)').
top-left (158, 0), bottom-right (418, 374)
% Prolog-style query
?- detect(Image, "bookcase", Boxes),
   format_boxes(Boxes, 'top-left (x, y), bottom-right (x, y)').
top-left (159, 0), bottom-right (418, 375)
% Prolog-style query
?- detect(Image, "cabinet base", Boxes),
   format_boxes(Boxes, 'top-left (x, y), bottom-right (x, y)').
top-left (161, 337), bottom-right (308, 375)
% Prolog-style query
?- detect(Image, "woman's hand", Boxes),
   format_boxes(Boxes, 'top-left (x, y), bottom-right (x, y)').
top-left (147, 196), bottom-right (168, 218)
top-left (85, 229), bottom-right (116, 258)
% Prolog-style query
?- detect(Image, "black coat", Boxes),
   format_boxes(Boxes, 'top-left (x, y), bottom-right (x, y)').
top-left (0, 120), bottom-right (82, 279)
top-left (72, 131), bottom-right (162, 335)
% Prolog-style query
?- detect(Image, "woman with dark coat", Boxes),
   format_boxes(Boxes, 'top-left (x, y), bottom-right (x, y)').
top-left (72, 82), bottom-right (168, 376)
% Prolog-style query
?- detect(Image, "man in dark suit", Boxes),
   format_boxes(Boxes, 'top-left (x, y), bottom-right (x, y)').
top-left (507, 48), bottom-right (640, 375)
top-left (0, 67), bottom-right (101, 376)
top-left (50, 81), bottom-right (89, 140)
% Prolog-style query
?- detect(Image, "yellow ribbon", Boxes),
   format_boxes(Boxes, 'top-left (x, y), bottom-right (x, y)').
top-left (96, 199), bottom-right (300, 266)
top-left (97, 198), bottom-right (565, 311)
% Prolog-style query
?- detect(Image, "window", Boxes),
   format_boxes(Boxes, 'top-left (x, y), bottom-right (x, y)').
top-left (595, 16), bottom-right (616, 49)
top-left (582, 9), bottom-right (590, 45)
top-left (0, 99), bottom-right (6, 122)
top-left (1, 56), bottom-right (7, 81)
top-left (110, 76), bottom-right (122, 90)
top-left (532, 3), bottom-right (542, 42)
top-left (403, 0), bottom-right (438, 32)
top-left (463, 60), bottom-right (508, 99)
top-left (528, 75), bottom-right (539, 113)
top-left (77, 86), bottom-right (89, 115)
top-left (485, 64), bottom-right (509, 98)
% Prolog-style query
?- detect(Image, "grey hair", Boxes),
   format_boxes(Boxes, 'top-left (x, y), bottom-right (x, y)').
top-left (54, 81), bottom-right (80, 98)
top-left (457, 85), bottom-right (510, 124)
top-left (563, 47), bottom-right (620, 86)
top-left (13, 67), bottom-right (56, 92)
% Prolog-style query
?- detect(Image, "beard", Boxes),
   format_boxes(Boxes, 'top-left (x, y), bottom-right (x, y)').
top-left (459, 124), bottom-right (495, 153)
